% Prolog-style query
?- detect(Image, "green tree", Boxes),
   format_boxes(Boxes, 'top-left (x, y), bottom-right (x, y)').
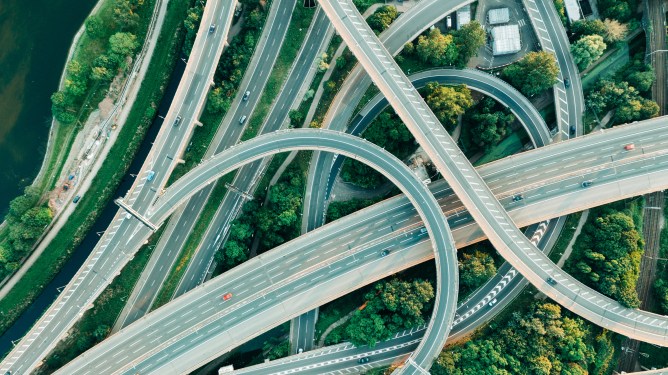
top-left (459, 250), bottom-right (497, 290)
top-left (416, 28), bottom-right (458, 66)
top-left (598, 0), bottom-right (635, 22)
top-left (84, 15), bottom-right (105, 38)
top-left (567, 211), bottom-right (643, 307)
top-left (93, 325), bottom-right (110, 341)
top-left (288, 109), bottom-right (305, 127)
top-left (346, 279), bottom-right (434, 347)
top-left (614, 97), bottom-right (659, 124)
top-left (206, 87), bottom-right (231, 114)
top-left (367, 6), bottom-right (399, 34)
top-left (113, 0), bottom-right (141, 30)
top-left (571, 34), bottom-right (606, 70)
top-left (571, 19), bottom-right (606, 38)
top-left (424, 82), bottom-right (472, 129)
top-left (502, 51), bottom-right (559, 97)
top-left (452, 21), bottom-right (486, 67)
top-left (109, 32), bottom-right (139, 58)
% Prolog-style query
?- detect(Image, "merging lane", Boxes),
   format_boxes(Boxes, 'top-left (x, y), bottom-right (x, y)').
top-left (0, 1), bottom-right (237, 373)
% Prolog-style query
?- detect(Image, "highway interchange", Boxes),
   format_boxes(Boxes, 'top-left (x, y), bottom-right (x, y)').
top-left (1, 0), bottom-right (667, 373)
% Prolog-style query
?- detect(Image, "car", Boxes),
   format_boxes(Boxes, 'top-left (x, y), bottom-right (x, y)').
top-left (380, 249), bottom-right (390, 257)
top-left (419, 227), bottom-right (428, 234)
top-left (358, 356), bottom-right (370, 364)
top-left (239, 115), bottom-right (247, 124)
top-left (546, 277), bottom-right (557, 286)
top-left (581, 180), bottom-right (592, 188)
top-left (209, 24), bottom-right (216, 33)
top-left (512, 194), bottom-right (523, 202)
top-left (125, 213), bottom-right (132, 220)
top-left (72, 195), bottom-right (81, 204)
top-left (569, 125), bottom-right (576, 136)
top-left (242, 90), bottom-right (251, 101)
top-left (298, 348), bottom-right (303, 353)
top-left (173, 115), bottom-right (182, 127)
top-left (564, 78), bottom-right (570, 88)
top-left (147, 170), bottom-right (156, 181)
top-left (624, 143), bottom-right (635, 151)
top-left (488, 298), bottom-right (497, 307)
top-left (222, 293), bottom-right (233, 301)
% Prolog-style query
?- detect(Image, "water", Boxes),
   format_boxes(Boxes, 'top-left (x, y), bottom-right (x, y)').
top-left (0, 55), bottom-right (187, 358)
top-left (0, 0), bottom-right (97, 216)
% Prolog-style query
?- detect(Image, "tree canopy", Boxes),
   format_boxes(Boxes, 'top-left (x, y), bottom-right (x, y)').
top-left (416, 28), bottom-right (459, 66)
top-left (367, 6), bottom-right (399, 34)
top-left (346, 279), bottom-right (434, 347)
top-left (571, 34), bottom-right (607, 71)
top-left (424, 82), bottom-right (473, 130)
top-left (566, 210), bottom-right (643, 307)
top-left (501, 51), bottom-right (559, 97)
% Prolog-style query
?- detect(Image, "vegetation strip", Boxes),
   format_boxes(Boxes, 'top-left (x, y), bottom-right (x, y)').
top-left (0, 0), bottom-right (189, 337)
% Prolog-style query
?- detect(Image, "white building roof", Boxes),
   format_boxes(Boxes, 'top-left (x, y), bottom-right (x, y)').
top-left (488, 7), bottom-right (510, 25)
top-left (456, 5), bottom-right (471, 30)
top-left (564, 0), bottom-right (582, 22)
top-left (491, 25), bottom-right (521, 55)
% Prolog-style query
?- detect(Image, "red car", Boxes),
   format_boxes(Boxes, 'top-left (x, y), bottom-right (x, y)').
top-left (222, 293), bottom-right (233, 301)
top-left (624, 144), bottom-right (635, 151)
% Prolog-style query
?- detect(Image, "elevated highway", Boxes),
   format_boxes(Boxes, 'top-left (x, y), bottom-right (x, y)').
top-left (0, 1), bottom-right (238, 373)
top-left (319, 1), bottom-right (668, 371)
top-left (55, 129), bottom-right (459, 375)
top-left (54, 119), bottom-right (668, 374)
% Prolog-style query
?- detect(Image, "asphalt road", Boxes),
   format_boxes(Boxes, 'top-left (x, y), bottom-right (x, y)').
top-left (522, 0), bottom-right (584, 138)
top-left (56, 120), bottom-right (668, 374)
top-left (115, 0), bottom-right (298, 330)
top-left (231, 218), bottom-right (566, 375)
top-left (320, 1), bottom-right (668, 371)
top-left (55, 130), bottom-right (459, 375)
top-left (173, 7), bottom-right (332, 299)
top-left (0, 2), bottom-right (237, 373)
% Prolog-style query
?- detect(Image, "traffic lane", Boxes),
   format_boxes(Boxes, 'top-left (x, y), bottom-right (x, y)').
top-left (176, 3), bottom-right (326, 295)
top-left (78, 234), bottom-right (431, 375)
top-left (62, 155), bottom-right (668, 374)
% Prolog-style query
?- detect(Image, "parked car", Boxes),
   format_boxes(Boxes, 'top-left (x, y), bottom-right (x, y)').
top-left (72, 195), bottom-right (81, 204)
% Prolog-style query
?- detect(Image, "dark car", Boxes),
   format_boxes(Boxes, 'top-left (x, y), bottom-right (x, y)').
top-left (173, 115), bottom-right (182, 127)
top-left (358, 356), bottom-right (370, 364)
top-left (512, 194), bottom-right (523, 202)
top-left (209, 24), bottom-right (216, 33)
top-left (380, 249), bottom-right (390, 257)
top-left (569, 125), bottom-right (576, 136)
top-left (72, 195), bottom-right (81, 204)
top-left (547, 277), bottom-right (557, 286)
top-left (242, 90), bottom-right (251, 101)
top-left (581, 181), bottom-right (592, 188)
top-left (564, 78), bottom-right (570, 88)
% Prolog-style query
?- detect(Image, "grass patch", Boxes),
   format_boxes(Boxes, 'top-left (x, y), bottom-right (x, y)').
top-left (35, 227), bottom-right (163, 373)
top-left (241, 5), bottom-right (316, 141)
top-left (0, 0), bottom-right (192, 336)
top-left (473, 131), bottom-right (527, 166)
top-left (548, 212), bottom-right (583, 263)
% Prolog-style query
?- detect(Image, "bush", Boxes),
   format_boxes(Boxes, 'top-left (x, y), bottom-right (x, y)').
top-left (502, 51), bottom-right (559, 97)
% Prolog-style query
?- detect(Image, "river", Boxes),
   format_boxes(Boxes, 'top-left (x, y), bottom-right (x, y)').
top-left (0, 0), bottom-right (97, 215)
